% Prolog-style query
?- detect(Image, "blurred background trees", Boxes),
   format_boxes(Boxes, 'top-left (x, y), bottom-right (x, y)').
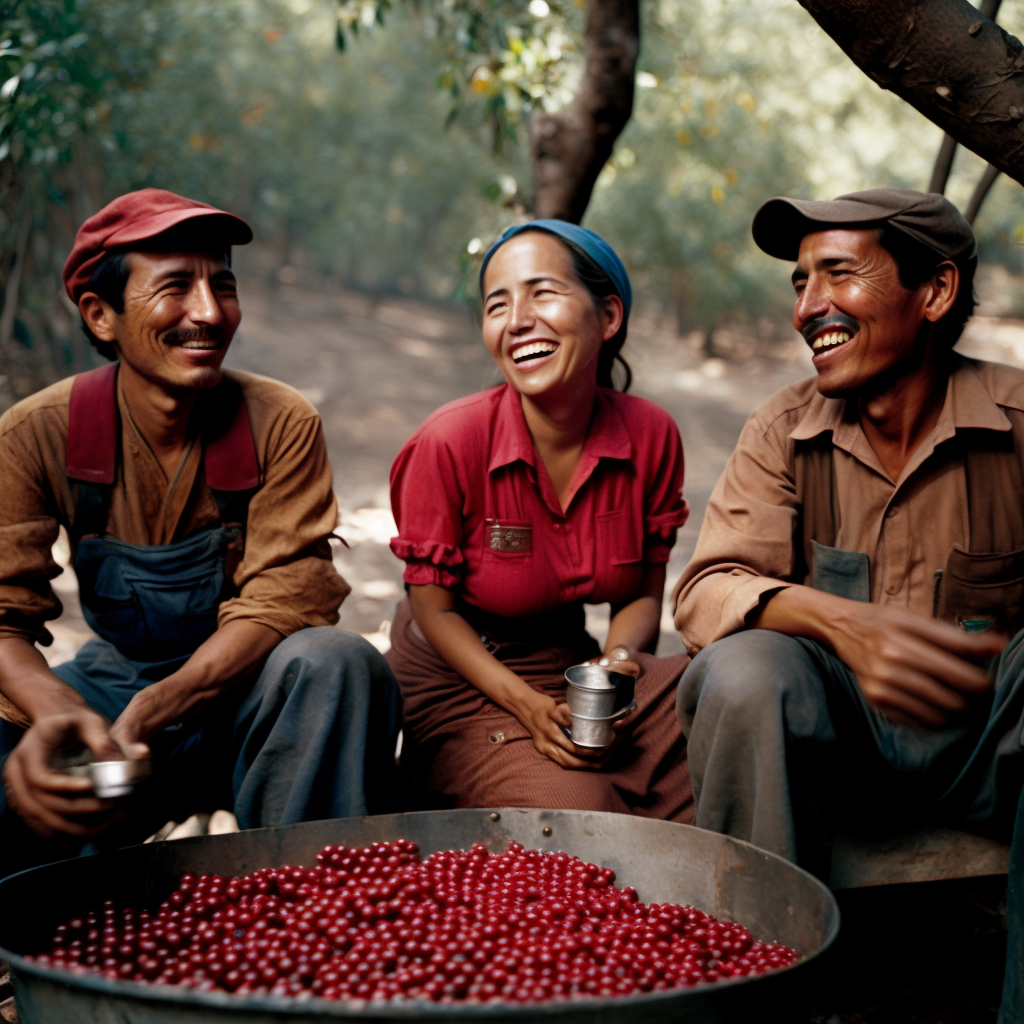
top-left (3, 0), bottom-right (1024, 404)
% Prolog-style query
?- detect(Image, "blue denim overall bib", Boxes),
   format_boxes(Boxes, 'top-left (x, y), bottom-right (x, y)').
top-left (65, 361), bottom-right (258, 666)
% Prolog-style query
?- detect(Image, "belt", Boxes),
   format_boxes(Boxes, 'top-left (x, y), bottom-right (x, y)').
top-left (459, 602), bottom-right (586, 647)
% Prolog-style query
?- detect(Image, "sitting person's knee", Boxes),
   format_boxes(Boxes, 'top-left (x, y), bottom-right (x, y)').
top-left (678, 630), bottom-right (819, 726)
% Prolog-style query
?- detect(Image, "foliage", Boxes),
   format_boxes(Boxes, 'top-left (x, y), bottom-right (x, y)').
top-left (0, 0), bottom-right (161, 399)
top-left (5, 0), bottom-right (1024, 405)
top-left (337, 0), bottom-right (587, 155)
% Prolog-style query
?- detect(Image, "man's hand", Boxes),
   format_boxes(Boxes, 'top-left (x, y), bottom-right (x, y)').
top-left (2, 709), bottom-right (145, 839)
top-left (830, 604), bottom-right (1005, 728)
top-left (108, 621), bottom-right (283, 747)
top-left (756, 586), bottom-right (1007, 729)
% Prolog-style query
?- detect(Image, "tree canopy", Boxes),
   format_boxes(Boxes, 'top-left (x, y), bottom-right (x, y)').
top-left (3, 0), bottom-right (1024, 401)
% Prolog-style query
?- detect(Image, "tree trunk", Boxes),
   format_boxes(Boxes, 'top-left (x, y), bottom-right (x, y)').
top-left (798, 0), bottom-right (1024, 190)
top-left (528, 0), bottom-right (639, 223)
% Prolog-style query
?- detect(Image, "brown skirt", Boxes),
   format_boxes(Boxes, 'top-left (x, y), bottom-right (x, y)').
top-left (386, 598), bottom-right (693, 823)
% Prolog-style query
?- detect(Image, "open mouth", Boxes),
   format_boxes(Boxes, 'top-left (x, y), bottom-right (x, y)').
top-left (810, 330), bottom-right (852, 353)
top-left (511, 341), bottom-right (558, 365)
top-left (175, 340), bottom-right (223, 350)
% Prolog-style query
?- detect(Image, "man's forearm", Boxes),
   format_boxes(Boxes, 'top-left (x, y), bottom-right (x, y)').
top-left (752, 584), bottom-right (848, 647)
top-left (111, 620), bottom-right (283, 744)
top-left (0, 636), bottom-right (89, 723)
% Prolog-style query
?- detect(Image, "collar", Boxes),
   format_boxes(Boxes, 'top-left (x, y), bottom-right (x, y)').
top-left (788, 353), bottom-right (1012, 447)
top-left (487, 384), bottom-right (633, 475)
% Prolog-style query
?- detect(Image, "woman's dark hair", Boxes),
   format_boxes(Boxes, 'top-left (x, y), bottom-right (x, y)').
top-left (876, 225), bottom-right (977, 350)
top-left (79, 249), bottom-right (132, 360)
top-left (503, 227), bottom-right (632, 392)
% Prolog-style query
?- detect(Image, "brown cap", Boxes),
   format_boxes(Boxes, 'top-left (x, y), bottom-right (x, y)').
top-left (62, 188), bottom-right (253, 303)
top-left (751, 188), bottom-right (976, 264)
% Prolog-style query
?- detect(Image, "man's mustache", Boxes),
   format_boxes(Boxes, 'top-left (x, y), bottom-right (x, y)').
top-left (800, 313), bottom-right (859, 343)
top-left (162, 326), bottom-right (227, 345)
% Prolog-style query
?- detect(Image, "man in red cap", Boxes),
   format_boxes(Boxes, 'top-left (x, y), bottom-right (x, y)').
top-left (0, 189), bottom-right (399, 873)
top-left (673, 188), bottom-right (1024, 1018)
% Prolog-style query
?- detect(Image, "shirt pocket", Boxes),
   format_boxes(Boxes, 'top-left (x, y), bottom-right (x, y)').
top-left (596, 509), bottom-right (642, 566)
top-left (482, 519), bottom-right (534, 562)
top-left (936, 545), bottom-right (1024, 635)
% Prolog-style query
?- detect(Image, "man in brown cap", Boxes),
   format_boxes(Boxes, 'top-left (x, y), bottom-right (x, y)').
top-left (0, 189), bottom-right (399, 874)
top-left (673, 189), bottom-right (1024, 1014)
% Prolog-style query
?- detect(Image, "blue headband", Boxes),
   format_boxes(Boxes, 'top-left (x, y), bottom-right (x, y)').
top-left (479, 219), bottom-right (632, 319)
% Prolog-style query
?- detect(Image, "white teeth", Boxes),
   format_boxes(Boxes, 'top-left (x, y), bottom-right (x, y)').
top-left (181, 341), bottom-right (220, 350)
top-left (512, 341), bottom-right (557, 363)
top-left (811, 331), bottom-right (851, 352)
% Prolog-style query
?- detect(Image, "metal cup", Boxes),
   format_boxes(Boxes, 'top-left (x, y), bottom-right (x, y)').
top-left (564, 664), bottom-right (637, 749)
top-left (65, 758), bottom-right (151, 799)
top-left (564, 664), bottom-right (635, 716)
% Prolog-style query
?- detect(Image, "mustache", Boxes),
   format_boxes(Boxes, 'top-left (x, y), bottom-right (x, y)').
top-left (800, 313), bottom-right (859, 343)
top-left (162, 326), bottom-right (227, 345)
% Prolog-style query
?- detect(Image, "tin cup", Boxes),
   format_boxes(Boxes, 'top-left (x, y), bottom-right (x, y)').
top-left (564, 664), bottom-right (637, 749)
top-left (64, 758), bottom-right (151, 800)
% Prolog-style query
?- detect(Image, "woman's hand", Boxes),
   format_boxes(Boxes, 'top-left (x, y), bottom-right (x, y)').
top-left (592, 644), bottom-right (641, 680)
top-left (517, 691), bottom-right (605, 770)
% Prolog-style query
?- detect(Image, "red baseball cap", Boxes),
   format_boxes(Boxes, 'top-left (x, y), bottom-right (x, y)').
top-left (62, 188), bottom-right (253, 303)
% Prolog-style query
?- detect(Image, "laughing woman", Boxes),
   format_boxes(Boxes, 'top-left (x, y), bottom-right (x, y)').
top-left (386, 221), bottom-right (691, 819)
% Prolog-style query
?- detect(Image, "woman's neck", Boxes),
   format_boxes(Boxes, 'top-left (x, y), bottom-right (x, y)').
top-left (520, 381), bottom-right (597, 452)
top-left (520, 382), bottom-right (598, 511)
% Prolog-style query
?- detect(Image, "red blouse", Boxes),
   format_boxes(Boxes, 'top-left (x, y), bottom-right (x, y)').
top-left (389, 384), bottom-right (688, 619)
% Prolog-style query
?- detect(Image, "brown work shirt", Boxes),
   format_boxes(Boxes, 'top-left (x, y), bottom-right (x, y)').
top-left (673, 355), bottom-right (1024, 652)
top-left (0, 367), bottom-right (349, 646)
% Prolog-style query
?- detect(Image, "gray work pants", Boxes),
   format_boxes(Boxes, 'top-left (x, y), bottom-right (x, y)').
top-left (677, 628), bottom-right (1024, 875)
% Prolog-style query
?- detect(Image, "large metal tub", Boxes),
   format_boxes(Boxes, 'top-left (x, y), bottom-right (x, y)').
top-left (0, 808), bottom-right (839, 1023)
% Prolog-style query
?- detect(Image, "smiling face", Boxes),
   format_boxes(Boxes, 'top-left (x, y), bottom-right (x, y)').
top-left (481, 232), bottom-right (622, 400)
top-left (791, 228), bottom-right (956, 399)
top-left (80, 250), bottom-right (241, 394)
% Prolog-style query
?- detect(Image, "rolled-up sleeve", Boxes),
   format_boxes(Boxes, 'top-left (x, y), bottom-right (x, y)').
top-left (218, 412), bottom-right (349, 635)
top-left (389, 428), bottom-right (466, 589)
top-left (642, 416), bottom-right (688, 564)
top-left (0, 412), bottom-right (64, 644)
top-left (672, 408), bottom-right (800, 652)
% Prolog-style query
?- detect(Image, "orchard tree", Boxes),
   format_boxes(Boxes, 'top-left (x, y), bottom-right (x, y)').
top-left (337, 0), bottom-right (640, 222)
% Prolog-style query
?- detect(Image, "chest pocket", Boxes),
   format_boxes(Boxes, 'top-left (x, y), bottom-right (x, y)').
top-left (596, 509), bottom-right (641, 566)
top-left (935, 547), bottom-right (1024, 635)
top-left (482, 518), bottom-right (534, 562)
top-left (810, 540), bottom-right (870, 602)
top-left (75, 528), bottom-right (232, 662)
top-left (943, 429), bottom-right (1024, 635)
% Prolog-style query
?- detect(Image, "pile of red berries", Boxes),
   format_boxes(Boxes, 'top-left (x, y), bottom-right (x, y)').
top-left (30, 840), bottom-right (798, 1003)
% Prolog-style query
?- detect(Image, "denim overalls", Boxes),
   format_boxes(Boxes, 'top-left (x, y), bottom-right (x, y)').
top-left (0, 365), bottom-right (401, 875)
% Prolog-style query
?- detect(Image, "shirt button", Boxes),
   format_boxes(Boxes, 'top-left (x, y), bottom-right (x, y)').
top-left (886, 505), bottom-right (899, 518)
top-left (553, 524), bottom-right (561, 531)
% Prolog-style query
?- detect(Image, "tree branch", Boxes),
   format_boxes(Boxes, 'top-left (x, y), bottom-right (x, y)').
top-left (798, 0), bottom-right (1024, 189)
top-left (965, 162), bottom-right (1001, 222)
top-left (528, 0), bottom-right (639, 223)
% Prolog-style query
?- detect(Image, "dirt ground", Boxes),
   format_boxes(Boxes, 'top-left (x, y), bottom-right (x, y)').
top-left (19, 272), bottom-right (1024, 1024)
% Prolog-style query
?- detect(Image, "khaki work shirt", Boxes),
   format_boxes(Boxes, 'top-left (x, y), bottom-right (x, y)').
top-left (673, 355), bottom-right (1024, 653)
top-left (0, 367), bottom-right (350, 646)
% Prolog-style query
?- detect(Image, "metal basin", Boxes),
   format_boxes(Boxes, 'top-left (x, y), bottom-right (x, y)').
top-left (0, 808), bottom-right (839, 1023)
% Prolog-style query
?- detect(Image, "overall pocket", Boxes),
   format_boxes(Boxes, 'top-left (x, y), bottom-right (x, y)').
top-left (936, 546), bottom-right (1024, 635)
top-left (810, 540), bottom-right (871, 603)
